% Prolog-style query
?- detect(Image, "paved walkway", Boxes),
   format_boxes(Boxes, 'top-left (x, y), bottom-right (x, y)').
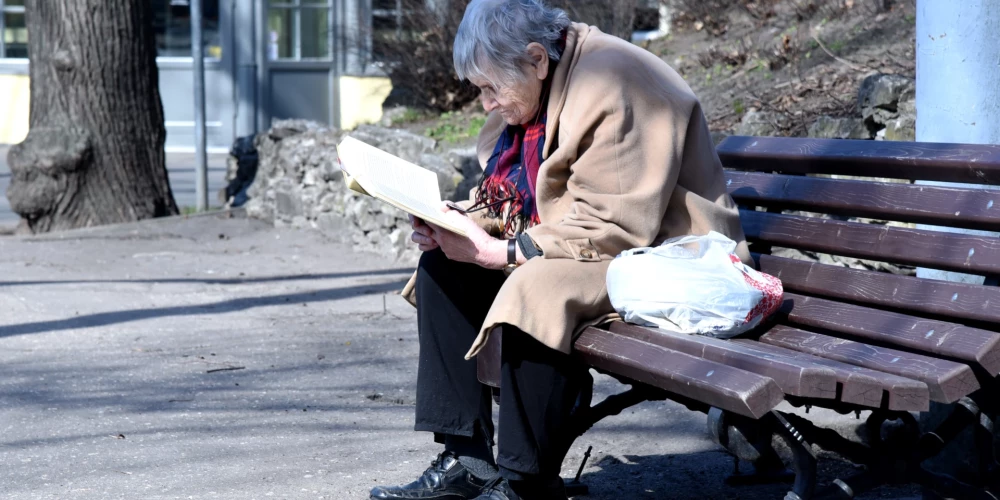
top-left (0, 214), bottom-right (921, 499)
top-left (0, 145), bottom-right (227, 229)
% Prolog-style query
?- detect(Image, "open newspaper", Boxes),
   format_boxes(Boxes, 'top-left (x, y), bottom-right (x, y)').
top-left (335, 136), bottom-right (468, 236)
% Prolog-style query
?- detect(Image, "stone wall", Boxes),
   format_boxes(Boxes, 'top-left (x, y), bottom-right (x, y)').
top-left (244, 120), bottom-right (476, 264)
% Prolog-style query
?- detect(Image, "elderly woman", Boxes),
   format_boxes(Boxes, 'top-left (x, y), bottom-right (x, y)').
top-left (371, 1), bottom-right (748, 499)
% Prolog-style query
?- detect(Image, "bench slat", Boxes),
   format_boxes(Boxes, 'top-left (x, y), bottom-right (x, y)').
top-left (780, 292), bottom-right (1000, 375)
top-left (759, 326), bottom-right (980, 403)
top-left (574, 328), bottom-right (784, 419)
top-left (606, 322), bottom-right (838, 400)
top-left (727, 339), bottom-right (930, 411)
top-left (726, 171), bottom-right (1000, 232)
top-left (756, 254), bottom-right (1000, 328)
top-left (718, 136), bottom-right (1000, 184)
top-left (741, 210), bottom-right (1000, 276)
top-left (606, 322), bottom-right (929, 411)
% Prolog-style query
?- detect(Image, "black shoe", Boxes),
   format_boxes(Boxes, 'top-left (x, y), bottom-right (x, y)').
top-left (473, 477), bottom-right (568, 500)
top-left (370, 452), bottom-right (491, 500)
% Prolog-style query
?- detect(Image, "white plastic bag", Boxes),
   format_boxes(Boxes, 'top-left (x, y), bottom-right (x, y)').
top-left (606, 231), bottom-right (783, 338)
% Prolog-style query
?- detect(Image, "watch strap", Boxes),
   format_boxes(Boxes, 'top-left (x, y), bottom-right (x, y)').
top-left (516, 232), bottom-right (543, 259)
top-left (507, 238), bottom-right (517, 266)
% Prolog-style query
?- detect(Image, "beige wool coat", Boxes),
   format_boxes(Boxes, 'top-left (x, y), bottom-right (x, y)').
top-left (402, 23), bottom-right (750, 359)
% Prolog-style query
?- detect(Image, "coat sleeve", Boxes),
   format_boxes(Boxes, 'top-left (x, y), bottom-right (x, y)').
top-left (524, 71), bottom-right (700, 261)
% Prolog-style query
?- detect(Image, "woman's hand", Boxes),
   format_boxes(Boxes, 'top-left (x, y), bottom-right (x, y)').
top-left (409, 215), bottom-right (439, 252)
top-left (425, 204), bottom-right (507, 270)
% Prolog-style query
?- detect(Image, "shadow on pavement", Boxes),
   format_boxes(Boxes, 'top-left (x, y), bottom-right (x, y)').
top-left (572, 450), bottom-right (791, 499)
top-left (572, 450), bottom-right (923, 499)
top-left (0, 279), bottom-right (408, 339)
top-left (0, 268), bottom-right (416, 287)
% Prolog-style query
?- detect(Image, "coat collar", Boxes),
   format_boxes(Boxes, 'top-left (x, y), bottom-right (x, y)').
top-left (542, 23), bottom-right (590, 159)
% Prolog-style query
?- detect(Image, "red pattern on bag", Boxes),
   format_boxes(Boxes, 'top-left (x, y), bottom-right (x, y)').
top-left (729, 254), bottom-right (784, 325)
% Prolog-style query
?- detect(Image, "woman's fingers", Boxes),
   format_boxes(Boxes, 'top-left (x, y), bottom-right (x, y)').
top-left (411, 229), bottom-right (439, 249)
top-left (411, 214), bottom-right (434, 237)
top-left (413, 230), bottom-right (439, 252)
top-left (413, 223), bottom-right (435, 239)
top-left (411, 231), bottom-right (430, 245)
top-left (410, 215), bottom-right (428, 230)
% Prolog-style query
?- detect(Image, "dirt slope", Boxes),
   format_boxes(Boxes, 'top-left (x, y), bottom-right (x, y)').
top-left (654, 0), bottom-right (916, 135)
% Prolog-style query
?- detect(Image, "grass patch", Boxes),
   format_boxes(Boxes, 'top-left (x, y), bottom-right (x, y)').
top-left (748, 59), bottom-right (770, 72)
top-left (181, 206), bottom-right (223, 215)
top-left (393, 108), bottom-right (428, 125)
top-left (426, 111), bottom-right (487, 144)
top-left (732, 98), bottom-right (745, 115)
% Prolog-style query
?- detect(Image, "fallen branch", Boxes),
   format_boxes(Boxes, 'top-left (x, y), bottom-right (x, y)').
top-left (206, 366), bottom-right (246, 374)
top-left (812, 33), bottom-right (865, 72)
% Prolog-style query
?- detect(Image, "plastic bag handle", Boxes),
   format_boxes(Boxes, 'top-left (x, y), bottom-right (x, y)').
top-left (618, 232), bottom-right (736, 260)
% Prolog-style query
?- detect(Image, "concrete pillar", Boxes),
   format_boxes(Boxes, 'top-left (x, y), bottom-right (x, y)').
top-left (916, 1), bottom-right (1000, 145)
top-left (915, 3), bottom-right (1000, 495)
top-left (234, 0), bottom-right (259, 138)
top-left (254, 0), bottom-right (271, 131)
top-left (340, 0), bottom-right (369, 75)
top-left (915, 0), bottom-right (1000, 284)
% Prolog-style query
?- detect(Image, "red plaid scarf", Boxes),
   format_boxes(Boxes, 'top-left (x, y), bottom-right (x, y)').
top-left (474, 113), bottom-right (547, 236)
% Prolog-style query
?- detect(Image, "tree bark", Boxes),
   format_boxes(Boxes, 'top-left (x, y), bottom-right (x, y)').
top-left (7, 0), bottom-right (178, 234)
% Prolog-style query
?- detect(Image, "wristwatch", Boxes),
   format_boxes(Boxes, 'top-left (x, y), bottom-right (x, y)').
top-left (503, 239), bottom-right (518, 276)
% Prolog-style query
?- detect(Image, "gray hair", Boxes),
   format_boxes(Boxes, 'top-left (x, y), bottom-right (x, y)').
top-left (453, 0), bottom-right (572, 89)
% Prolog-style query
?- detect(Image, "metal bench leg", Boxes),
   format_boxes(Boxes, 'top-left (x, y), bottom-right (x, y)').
top-left (708, 408), bottom-right (817, 500)
top-left (816, 410), bottom-right (922, 499)
top-left (975, 411), bottom-right (1000, 497)
top-left (915, 398), bottom-right (1000, 499)
top-left (785, 399), bottom-right (995, 500)
top-left (916, 398), bottom-right (980, 462)
top-left (561, 376), bottom-right (669, 497)
top-left (771, 411), bottom-right (819, 500)
top-left (970, 388), bottom-right (1000, 496)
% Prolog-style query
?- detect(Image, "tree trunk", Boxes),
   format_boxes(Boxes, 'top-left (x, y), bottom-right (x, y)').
top-left (7, 0), bottom-right (178, 234)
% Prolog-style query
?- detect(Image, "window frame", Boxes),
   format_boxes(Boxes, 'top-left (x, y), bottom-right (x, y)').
top-left (371, 0), bottom-right (403, 42)
top-left (341, 0), bottom-right (411, 76)
top-left (268, 0), bottom-right (335, 62)
top-left (0, 1), bottom-right (27, 60)
top-left (153, 0), bottom-right (225, 62)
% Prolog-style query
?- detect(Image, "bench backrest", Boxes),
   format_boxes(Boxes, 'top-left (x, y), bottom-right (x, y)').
top-left (718, 137), bottom-right (1000, 371)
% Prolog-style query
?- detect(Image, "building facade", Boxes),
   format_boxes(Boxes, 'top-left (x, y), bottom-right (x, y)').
top-left (0, 0), bottom-right (394, 150)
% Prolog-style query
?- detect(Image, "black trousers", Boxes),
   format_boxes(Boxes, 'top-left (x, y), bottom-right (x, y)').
top-left (414, 249), bottom-right (589, 479)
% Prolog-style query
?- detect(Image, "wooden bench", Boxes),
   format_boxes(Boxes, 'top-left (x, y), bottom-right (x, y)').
top-left (477, 136), bottom-right (1000, 500)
